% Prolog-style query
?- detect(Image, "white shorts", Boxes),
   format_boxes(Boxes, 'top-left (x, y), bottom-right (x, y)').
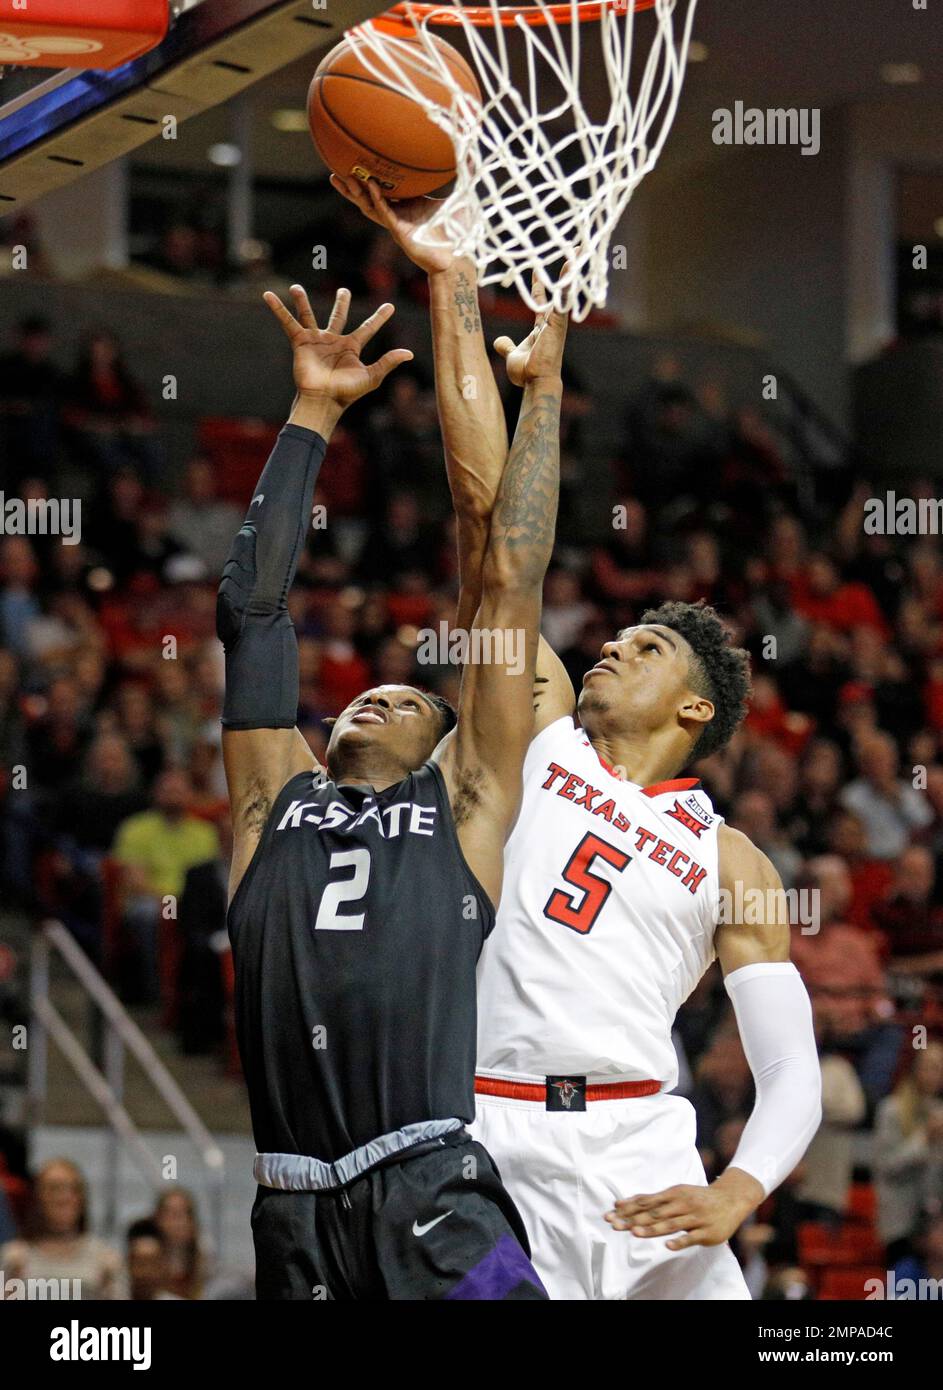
top-left (469, 1088), bottom-right (751, 1301)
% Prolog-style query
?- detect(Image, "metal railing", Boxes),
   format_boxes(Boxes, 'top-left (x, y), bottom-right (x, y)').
top-left (27, 919), bottom-right (226, 1254)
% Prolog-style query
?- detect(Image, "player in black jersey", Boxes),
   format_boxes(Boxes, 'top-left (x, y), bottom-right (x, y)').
top-left (218, 282), bottom-right (567, 1299)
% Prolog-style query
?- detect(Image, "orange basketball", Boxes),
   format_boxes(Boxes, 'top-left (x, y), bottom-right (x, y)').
top-left (307, 33), bottom-right (480, 201)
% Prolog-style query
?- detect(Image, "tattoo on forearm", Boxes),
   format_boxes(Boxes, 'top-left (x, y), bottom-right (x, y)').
top-left (453, 270), bottom-right (481, 334)
top-left (493, 391), bottom-right (560, 578)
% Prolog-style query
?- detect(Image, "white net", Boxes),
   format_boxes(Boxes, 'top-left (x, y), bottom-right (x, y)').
top-left (348, 0), bottom-right (698, 322)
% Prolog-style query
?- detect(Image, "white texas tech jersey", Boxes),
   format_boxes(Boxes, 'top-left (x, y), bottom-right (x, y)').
top-left (477, 717), bottom-right (723, 1090)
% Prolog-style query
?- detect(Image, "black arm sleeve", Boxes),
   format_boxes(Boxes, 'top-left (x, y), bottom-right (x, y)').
top-left (216, 424), bottom-right (327, 730)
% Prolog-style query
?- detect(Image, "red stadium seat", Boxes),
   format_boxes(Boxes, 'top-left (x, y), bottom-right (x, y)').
top-left (220, 947), bottom-right (241, 1080)
top-left (798, 1220), bottom-right (884, 1268)
top-left (846, 1182), bottom-right (876, 1224)
top-left (196, 417), bottom-right (281, 507)
top-left (818, 1267), bottom-right (886, 1301)
top-left (0, 1156), bottom-right (30, 1230)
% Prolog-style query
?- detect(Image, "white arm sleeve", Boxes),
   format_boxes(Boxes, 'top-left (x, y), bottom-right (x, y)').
top-left (724, 961), bottom-right (823, 1197)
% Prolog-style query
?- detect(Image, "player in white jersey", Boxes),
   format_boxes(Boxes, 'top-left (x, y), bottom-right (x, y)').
top-left (335, 176), bottom-right (823, 1300)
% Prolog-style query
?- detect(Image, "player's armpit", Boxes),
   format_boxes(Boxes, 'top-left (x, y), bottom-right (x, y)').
top-left (714, 823), bottom-right (791, 975)
top-left (223, 727), bottom-right (319, 900)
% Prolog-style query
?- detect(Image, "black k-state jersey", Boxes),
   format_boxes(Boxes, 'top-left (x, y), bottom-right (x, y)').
top-left (227, 760), bottom-right (496, 1163)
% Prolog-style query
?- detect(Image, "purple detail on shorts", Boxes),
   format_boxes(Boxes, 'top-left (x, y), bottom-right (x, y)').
top-left (445, 1234), bottom-right (547, 1301)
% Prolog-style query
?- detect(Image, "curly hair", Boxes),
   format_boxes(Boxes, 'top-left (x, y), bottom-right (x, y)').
top-left (420, 689), bottom-right (457, 739)
top-left (638, 599), bottom-right (751, 760)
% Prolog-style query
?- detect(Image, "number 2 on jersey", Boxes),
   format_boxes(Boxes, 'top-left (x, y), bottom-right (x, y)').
top-left (544, 832), bottom-right (631, 935)
top-left (315, 848), bottom-right (371, 931)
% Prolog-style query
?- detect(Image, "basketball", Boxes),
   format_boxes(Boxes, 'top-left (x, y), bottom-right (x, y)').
top-left (307, 34), bottom-right (481, 201)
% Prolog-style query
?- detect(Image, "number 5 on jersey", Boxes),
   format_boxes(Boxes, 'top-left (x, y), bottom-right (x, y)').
top-left (544, 832), bottom-right (631, 935)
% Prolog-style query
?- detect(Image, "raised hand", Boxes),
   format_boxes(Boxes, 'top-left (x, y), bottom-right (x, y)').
top-left (330, 173), bottom-right (457, 276)
top-left (263, 283), bottom-right (413, 408)
top-left (493, 275), bottom-right (569, 387)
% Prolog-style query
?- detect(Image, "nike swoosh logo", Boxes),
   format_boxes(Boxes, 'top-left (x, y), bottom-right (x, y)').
top-left (412, 1210), bottom-right (453, 1237)
top-left (251, 494), bottom-right (264, 507)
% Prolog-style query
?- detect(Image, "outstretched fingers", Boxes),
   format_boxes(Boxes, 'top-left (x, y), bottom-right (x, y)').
top-left (288, 283), bottom-right (318, 332)
top-left (262, 290), bottom-right (304, 340)
top-left (325, 286), bottom-right (351, 335)
top-left (366, 347), bottom-right (414, 390)
top-left (350, 300), bottom-right (397, 349)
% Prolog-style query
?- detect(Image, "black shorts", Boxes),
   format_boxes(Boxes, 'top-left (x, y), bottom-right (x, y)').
top-left (252, 1129), bottom-right (548, 1300)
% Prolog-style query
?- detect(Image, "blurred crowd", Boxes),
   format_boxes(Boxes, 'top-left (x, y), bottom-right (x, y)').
top-left (0, 1160), bottom-right (249, 1300)
top-left (2, 297), bottom-right (943, 1301)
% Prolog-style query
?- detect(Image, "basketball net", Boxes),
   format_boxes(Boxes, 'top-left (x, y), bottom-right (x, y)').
top-left (349, 0), bottom-right (697, 322)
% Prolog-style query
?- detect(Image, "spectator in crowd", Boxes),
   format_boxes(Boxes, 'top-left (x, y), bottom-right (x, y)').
top-left (124, 1218), bottom-right (179, 1301)
top-left (316, 601), bottom-right (373, 712)
top-left (151, 1189), bottom-right (214, 1299)
top-left (111, 768), bottom-right (219, 1003)
top-left (0, 315), bottom-right (64, 481)
top-left (42, 733), bottom-right (149, 956)
top-left (0, 648), bottom-right (23, 767)
top-left (65, 330), bottom-right (158, 478)
top-left (0, 1158), bottom-right (121, 1299)
top-left (591, 495), bottom-right (663, 617)
top-left (0, 538), bottom-right (41, 660)
top-left (827, 806), bottom-right (895, 931)
top-left (728, 789), bottom-right (802, 889)
top-left (792, 738), bottom-right (845, 856)
top-left (541, 567), bottom-right (595, 654)
top-left (839, 731), bottom-right (933, 860)
top-left (689, 1030), bottom-right (753, 1171)
top-left (176, 815), bottom-right (230, 1056)
top-left (792, 855), bottom-right (898, 1105)
top-left (361, 490), bottom-right (433, 588)
top-left (622, 353), bottom-right (711, 505)
top-left (876, 845), bottom-right (943, 984)
top-left (777, 623), bottom-right (849, 731)
top-left (749, 579), bottom-right (810, 669)
top-left (796, 1019), bottom-right (867, 1225)
top-left (363, 370), bottom-right (443, 516)
top-left (874, 1040), bottom-right (943, 1262)
top-left (792, 552), bottom-right (888, 637)
top-left (111, 684), bottom-right (166, 786)
top-left (25, 674), bottom-right (91, 795)
top-left (167, 456), bottom-right (243, 579)
top-left (556, 361), bottom-right (593, 540)
top-left (892, 1212), bottom-right (943, 1299)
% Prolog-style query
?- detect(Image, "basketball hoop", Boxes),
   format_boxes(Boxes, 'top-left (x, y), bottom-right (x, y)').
top-left (348, 0), bottom-right (697, 322)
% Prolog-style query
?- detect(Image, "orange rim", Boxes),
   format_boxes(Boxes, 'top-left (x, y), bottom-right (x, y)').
top-left (372, 0), bottom-right (655, 30)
